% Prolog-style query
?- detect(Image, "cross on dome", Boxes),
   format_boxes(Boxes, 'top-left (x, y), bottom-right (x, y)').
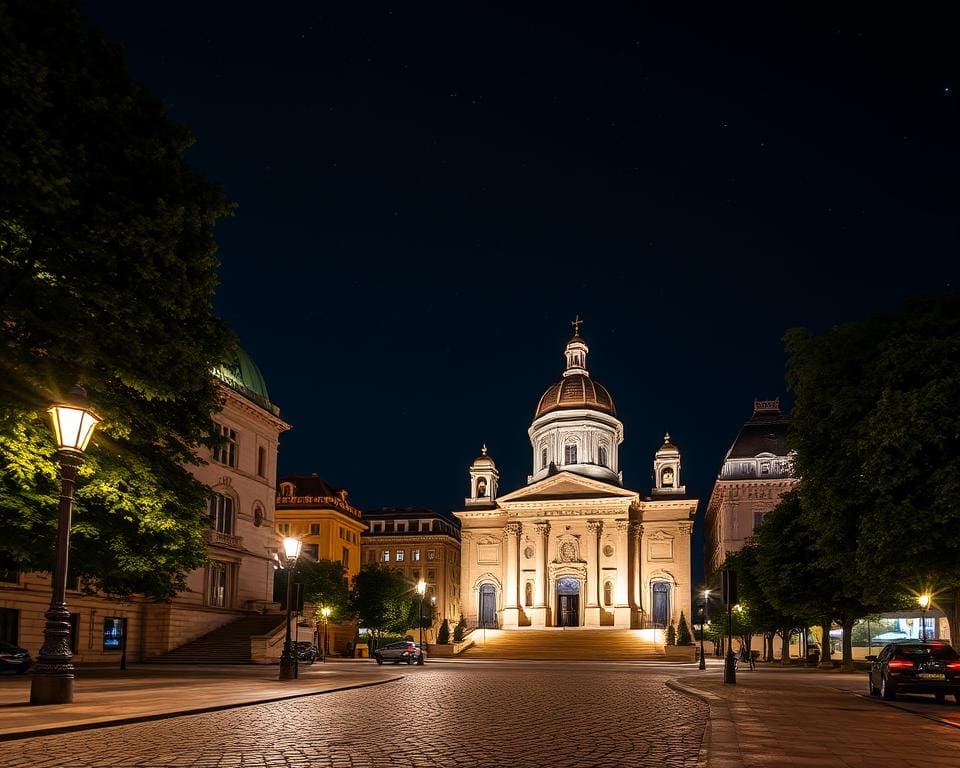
top-left (571, 314), bottom-right (583, 337)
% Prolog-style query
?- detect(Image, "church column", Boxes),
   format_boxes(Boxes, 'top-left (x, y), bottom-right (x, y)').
top-left (502, 523), bottom-right (521, 628)
top-left (614, 520), bottom-right (631, 626)
top-left (629, 522), bottom-right (643, 628)
top-left (527, 522), bottom-right (549, 627)
top-left (584, 521), bottom-right (602, 627)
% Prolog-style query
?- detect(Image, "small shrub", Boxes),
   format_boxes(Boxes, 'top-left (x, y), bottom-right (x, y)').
top-left (453, 614), bottom-right (467, 642)
top-left (666, 622), bottom-right (677, 646)
top-left (677, 611), bottom-right (692, 645)
top-left (437, 618), bottom-right (450, 644)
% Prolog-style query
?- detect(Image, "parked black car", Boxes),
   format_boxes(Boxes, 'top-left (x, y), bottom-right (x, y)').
top-left (867, 641), bottom-right (960, 702)
top-left (0, 641), bottom-right (32, 674)
top-left (374, 641), bottom-right (425, 665)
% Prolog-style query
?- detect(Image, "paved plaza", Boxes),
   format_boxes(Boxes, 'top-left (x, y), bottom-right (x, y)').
top-left (3, 661), bottom-right (960, 767)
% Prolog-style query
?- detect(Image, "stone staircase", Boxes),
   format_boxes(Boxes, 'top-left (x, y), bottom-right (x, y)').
top-left (460, 628), bottom-right (666, 660)
top-left (149, 614), bottom-right (285, 664)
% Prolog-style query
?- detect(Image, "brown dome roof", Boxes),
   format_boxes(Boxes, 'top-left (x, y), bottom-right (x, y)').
top-left (535, 374), bottom-right (617, 418)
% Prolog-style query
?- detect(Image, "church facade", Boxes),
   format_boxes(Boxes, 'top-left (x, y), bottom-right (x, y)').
top-left (454, 326), bottom-right (697, 631)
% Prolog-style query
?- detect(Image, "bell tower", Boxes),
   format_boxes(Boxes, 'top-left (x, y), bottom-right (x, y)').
top-left (652, 433), bottom-right (685, 496)
top-left (466, 444), bottom-right (499, 506)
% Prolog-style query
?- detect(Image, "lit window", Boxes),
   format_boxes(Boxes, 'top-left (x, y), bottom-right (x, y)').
top-left (760, 462), bottom-right (770, 475)
top-left (564, 444), bottom-right (577, 464)
top-left (382, 550), bottom-right (390, 562)
top-left (413, 549), bottom-right (421, 561)
top-left (209, 493), bottom-right (234, 534)
top-left (212, 423), bottom-right (237, 467)
top-left (396, 550), bottom-right (405, 562)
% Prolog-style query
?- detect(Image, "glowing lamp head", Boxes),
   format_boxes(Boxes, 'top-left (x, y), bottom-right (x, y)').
top-left (919, 594), bottom-right (931, 609)
top-left (416, 579), bottom-right (426, 596)
top-left (431, 595), bottom-right (436, 605)
top-left (321, 606), bottom-right (331, 619)
top-left (282, 537), bottom-right (302, 560)
top-left (49, 385), bottom-right (101, 454)
top-left (703, 589), bottom-right (711, 599)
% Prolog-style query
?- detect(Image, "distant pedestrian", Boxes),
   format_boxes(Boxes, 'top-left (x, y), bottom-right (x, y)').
top-left (740, 643), bottom-right (755, 670)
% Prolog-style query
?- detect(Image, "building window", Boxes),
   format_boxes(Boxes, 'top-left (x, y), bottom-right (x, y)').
top-left (257, 446), bottom-right (267, 478)
top-left (413, 549), bottom-right (421, 561)
top-left (541, 447), bottom-right (547, 469)
top-left (207, 561), bottom-right (230, 607)
top-left (598, 444), bottom-right (608, 467)
top-left (427, 568), bottom-right (436, 581)
top-left (564, 443), bottom-right (577, 465)
top-left (212, 423), bottom-right (237, 467)
top-left (396, 550), bottom-right (405, 562)
top-left (342, 547), bottom-right (349, 568)
top-left (421, 520), bottom-right (432, 532)
top-left (753, 511), bottom-right (763, 531)
top-left (339, 526), bottom-right (346, 539)
top-left (278, 522), bottom-right (291, 536)
top-left (279, 482), bottom-right (295, 497)
top-left (760, 462), bottom-right (770, 475)
top-left (427, 549), bottom-right (436, 561)
top-left (661, 467), bottom-right (675, 488)
top-left (302, 544), bottom-right (319, 560)
top-left (209, 493), bottom-right (234, 535)
top-left (102, 617), bottom-right (126, 650)
top-left (0, 608), bottom-right (20, 645)
top-left (367, 550), bottom-right (376, 563)
top-left (382, 550), bottom-right (390, 562)
top-left (310, 523), bottom-right (321, 535)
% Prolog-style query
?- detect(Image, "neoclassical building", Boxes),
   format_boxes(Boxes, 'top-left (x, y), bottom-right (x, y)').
top-left (454, 326), bottom-right (697, 631)
top-left (704, 399), bottom-right (797, 579)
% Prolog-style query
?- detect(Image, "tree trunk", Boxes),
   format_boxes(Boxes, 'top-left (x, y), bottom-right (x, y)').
top-left (818, 622), bottom-right (833, 668)
top-left (946, 587), bottom-right (960, 648)
top-left (780, 628), bottom-right (791, 663)
top-left (841, 618), bottom-right (855, 671)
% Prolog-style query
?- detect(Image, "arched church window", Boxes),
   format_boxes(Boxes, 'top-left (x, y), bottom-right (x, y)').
top-left (598, 444), bottom-right (608, 467)
top-left (541, 447), bottom-right (547, 469)
top-left (661, 467), bottom-right (674, 488)
top-left (476, 477), bottom-right (487, 497)
top-left (603, 581), bottom-right (613, 606)
top-left (564, 443), bottom-right (577, 465)
top-left (525, 581), bottom-right (533, 607)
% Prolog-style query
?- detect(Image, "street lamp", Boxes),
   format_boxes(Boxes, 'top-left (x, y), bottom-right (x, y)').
top-left (918, 593), bottom-right (930, 642)
top-left (278, 537), bottom-right (302, 680)
top-left (416, 579), bottom-right (426, 665)
top-left (31, 385), bottom-right (101, 705)
top-left (320, 606), bottom-right (331, 663)
top-left (699, 589), bottom-right (711, 671)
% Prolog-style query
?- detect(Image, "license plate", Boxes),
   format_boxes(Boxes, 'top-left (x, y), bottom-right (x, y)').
top-left (918, 673), bottom-right (945, 680)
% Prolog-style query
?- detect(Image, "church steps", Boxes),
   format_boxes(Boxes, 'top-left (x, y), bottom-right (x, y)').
top-left (459, 629), bottom-right (666, 660)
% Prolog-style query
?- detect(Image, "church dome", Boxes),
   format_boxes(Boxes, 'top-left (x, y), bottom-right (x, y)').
top-left (213, 346), bottom-right (274, 412)
top-left (471, 444), bottom-right (496, 468)
top-left (535, 374), bottom-right (617, 418)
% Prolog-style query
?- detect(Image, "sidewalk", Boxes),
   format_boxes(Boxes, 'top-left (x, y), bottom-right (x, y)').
top-left (0, 663), bottom-right (401, 741)
top-left (672, 663), bottom-right (960, 768)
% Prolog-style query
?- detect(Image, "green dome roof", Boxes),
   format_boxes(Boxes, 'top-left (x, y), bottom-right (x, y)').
top-left (213, 347), bottom-right (275, 413)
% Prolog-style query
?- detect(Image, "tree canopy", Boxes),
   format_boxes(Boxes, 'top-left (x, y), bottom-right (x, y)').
top-left (350, 564), bottom-right (415, 640)
top-left (0, 0), bottom-right (234, 596)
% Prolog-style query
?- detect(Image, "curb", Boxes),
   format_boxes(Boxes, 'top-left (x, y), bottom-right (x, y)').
top-left (667, 678), bottom-right (744, 768)
top-left (0, 675), bottom-right (403, 743)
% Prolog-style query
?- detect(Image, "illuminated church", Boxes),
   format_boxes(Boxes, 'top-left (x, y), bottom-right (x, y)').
top-left (454, 322), bottom-right (697, 630)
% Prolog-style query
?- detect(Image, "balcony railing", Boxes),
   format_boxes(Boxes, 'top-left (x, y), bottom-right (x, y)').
top-left (205, 529), bottom-right (244, 550)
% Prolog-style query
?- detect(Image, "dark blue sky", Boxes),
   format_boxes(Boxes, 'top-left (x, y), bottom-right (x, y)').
top-left (81, 3), bottom-right (957, 574)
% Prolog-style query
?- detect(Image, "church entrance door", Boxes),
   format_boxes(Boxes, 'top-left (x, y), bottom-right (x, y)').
top-left (556, 577), bottom-right (580, 627)
top-left (479, 584), bottom-right (496, 628)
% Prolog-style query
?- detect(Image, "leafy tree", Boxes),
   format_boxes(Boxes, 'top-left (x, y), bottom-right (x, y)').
top-left (785, 294), bottom-right (960, 664)
top-left (0, 0), bottom-right (234, 596)
top-left (350, 564), bottom-right (412, 646)
top-left (665, 622), bottom-right (676, 645)
top-left (275, 559), bottom-right (349, 620)
top-left (676, 611), bottom-right (692, 645)
top-left (437, 618), bottom-right (450, 644)
top-left (452, 614), bottom-right (466, 643)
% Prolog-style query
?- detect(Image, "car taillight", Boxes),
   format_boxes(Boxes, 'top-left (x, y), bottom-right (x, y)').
top-left (888, 659), bottom-right (914, 670)
top-left (945, 661), bottom-right (960, 671)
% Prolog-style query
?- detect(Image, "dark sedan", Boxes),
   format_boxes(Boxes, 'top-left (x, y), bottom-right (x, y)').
top-left (867, 641), bottom-right (960, 702)
top-left (0, 641), bottom-right (32, 674)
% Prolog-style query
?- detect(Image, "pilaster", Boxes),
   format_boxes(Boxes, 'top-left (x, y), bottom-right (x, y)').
top-left (584, 520), bottom-right (603, 627)
top-left (502, 523), bottom-right (521, 628)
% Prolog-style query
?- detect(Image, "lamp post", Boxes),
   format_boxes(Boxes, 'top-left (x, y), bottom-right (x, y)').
top-left (320, 606), bottom-right (331, 663)
top-left (699, 589), bottom-right (711, 671)
top-left (416, 579), bottom-right (426, 665)
top-left (278, 537), bottom-right (302, 680)
top-left (31, 385), bottom-right (101, 706)
top-left (918, 594), bottom-right (930, 642)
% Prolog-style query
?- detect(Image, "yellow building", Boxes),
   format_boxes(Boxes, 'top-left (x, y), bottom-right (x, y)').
top-left (275, 475), bottom-right (366, 654)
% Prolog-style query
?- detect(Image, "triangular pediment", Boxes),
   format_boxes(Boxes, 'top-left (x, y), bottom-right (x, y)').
top-left (497, 471), bottom-right (639, 505)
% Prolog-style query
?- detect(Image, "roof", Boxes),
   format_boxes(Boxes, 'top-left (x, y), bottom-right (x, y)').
top-left (213, 347), bottom-right (278, 415)
top-left (276, 474), bottom-right (361, 518)
top-left (278, 474), bottom-right (342, 498)
top-left (363, 507), bottom-right (461, 526)
top-left (726, 400), bottom-right (790, 460)
top-left (535, 374), bottom-right (616, 418)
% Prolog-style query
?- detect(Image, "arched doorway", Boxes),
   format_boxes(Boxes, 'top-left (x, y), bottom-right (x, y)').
top-left (556, 577), bottom-right (580, 627)
top-left (479, 584), bottom-right (497, 628)
top-left (651, 581), bottom-right (671, 628)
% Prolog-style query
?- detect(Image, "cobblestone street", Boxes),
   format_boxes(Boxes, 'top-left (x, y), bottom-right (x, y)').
top-left (0, 662), bottom-right (706, 768)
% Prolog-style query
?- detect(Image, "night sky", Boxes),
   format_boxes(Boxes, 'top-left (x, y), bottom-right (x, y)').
top-left (79, 3), bottom-right (957, 577)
